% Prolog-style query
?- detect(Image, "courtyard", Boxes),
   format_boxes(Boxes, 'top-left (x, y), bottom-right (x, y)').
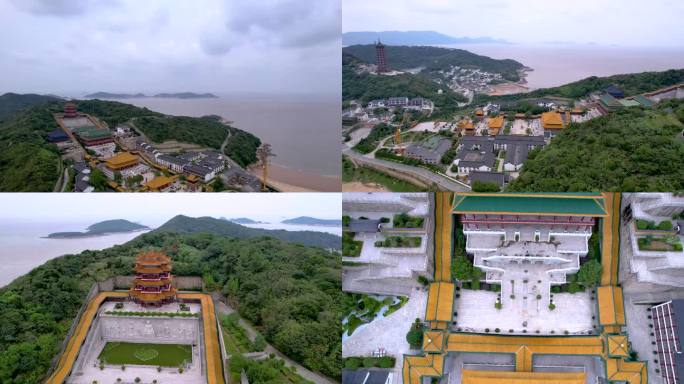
top-left (454, 286), bottom-right (596, 335)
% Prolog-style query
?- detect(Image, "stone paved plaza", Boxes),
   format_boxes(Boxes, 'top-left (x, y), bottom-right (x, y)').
top-left (455, 288), bottom-right (595, 335)
top-left (343, 288), bottom-right (428, 383)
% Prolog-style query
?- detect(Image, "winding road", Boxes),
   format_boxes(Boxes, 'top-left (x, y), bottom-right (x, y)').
top-left (212, 295), bottom-right (337, 384)
top-left (343, 146), bottom-right (470, 192)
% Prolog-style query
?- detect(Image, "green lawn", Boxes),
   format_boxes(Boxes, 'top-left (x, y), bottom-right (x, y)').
top-left (98, 342), bottom-right (192, 367)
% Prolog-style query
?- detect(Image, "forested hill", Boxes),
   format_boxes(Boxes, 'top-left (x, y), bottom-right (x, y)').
top-left (343, 44), bottom-right (525, 81)
top-left (507, 98), bottom-right (684, 191)
top-left (0, 231), bottom-right (344, 382)
top-left (0, 93), bottom-right (60, 122)
top-left (343, 53), bottom-right (468, 110)
top-left (478, 69), bottom-right (684, 103)
top-left (155, 215), bottom-right (341, 250)
top-left (0, 98), bottom-right (261, 191)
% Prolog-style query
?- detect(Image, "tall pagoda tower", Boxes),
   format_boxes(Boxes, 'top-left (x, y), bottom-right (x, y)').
top-left (129, 251), bottom-right (177, 307)
top-left (63, 102), bottom-right (78, 118)
top-left (375, 39), bottom-right (387, 73)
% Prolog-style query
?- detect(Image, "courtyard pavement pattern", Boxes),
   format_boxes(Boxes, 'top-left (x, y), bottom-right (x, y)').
top-left (455, 290), bottom-right (594, 335)
top-left (343, 288), bottom-right (428, 382)
top-left (46, 292), bottom-right (225, 384)
top-left (402, 192), bottom-right (649, 384)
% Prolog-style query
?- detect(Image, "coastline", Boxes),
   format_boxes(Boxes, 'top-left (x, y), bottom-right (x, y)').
top-left (247, 163), bottom-right (341, 192)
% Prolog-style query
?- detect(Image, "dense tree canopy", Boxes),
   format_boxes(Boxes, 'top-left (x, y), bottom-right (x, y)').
top-left (0, 231), bottom-right (343, 382)
top-left (508, 99), bottom-right (684, 191)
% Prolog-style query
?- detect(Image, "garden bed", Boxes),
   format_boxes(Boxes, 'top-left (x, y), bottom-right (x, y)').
top-left (375, 236), bottom-right (422, 248)
top-left (343, 232), bottom-right (363, 256)
top-left (393, 213), bottom-right (424, 228)
top-left (637, 236), bottom-right (683, 252)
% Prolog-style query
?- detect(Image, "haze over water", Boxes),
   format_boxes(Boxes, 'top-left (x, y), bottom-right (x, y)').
top-left (444, 44), bottom-right (684, 89)
top-left (120, 94), bottom-right (341, 176)
top-left (0, 219), bottom-right (340, 289)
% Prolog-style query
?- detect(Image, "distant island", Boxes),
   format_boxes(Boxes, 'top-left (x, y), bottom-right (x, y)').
top-left (84, 92), bottom-right (218, 99)
top-left (156, 215), bottom-right (341, 249)
top-left (222, 217), bottom-right (267, 224)
top-left (342, 30), bottom-right (509, 46)
top-left (46, 219), bottom-right (150, 238)
top-left (281, 216), bottom-right (342, 226)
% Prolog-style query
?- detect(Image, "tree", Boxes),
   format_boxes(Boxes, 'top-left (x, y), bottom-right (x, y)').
top-left (453, 256), bottom-right (473, 281)
top-left (577, 259), bottom-right (602, 286)
top-left (472, 180), bottom-right (500, 192)
top-left (211, 177), bottom-right (225, 192)
top-left (90, 168), bottom-right (108, 191)
top-left (252, 334), bottom-right (267, 352)
top-left (406, 318), bottom-right (424, 348)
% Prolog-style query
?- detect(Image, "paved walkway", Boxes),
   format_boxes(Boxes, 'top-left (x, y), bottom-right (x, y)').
top-left (212, 295), bottom-right (336, 384)
top-left (343, 289), bottom-right (428, 383)
top-left (435, 192), bottom-right (453, 282)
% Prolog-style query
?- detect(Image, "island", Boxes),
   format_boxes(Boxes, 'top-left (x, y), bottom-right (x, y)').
top-left (223, 217), bottom-right (267, 224)
top-left (84, 92), bottom-right (218, 99)
top-left (281, 216), bottom-right (342, 226)
top-left (46, 219), bottom-right (150, 238)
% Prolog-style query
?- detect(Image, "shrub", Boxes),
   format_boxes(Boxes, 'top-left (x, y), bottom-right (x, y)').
top-left (345, 357), bottom-right (362, 369)
top-left (549, 303), bottom-right (556, 310)
top-left (377, 356), bottom-right (395, 368)
top-left (363, 357), bottom-right (376, 368)
top-left (471, 279), bottom-right (480, 290)
top-left (485, 328), bottom-right (490, 333)
top-left (252, 334), bottom-right (267, 352)
top-left (418, 275), bottom-right (430, 286)
top-left (564, 330), bottom-right (570, 335)
top-left (495, 328), bottom-right (500, 333)
top-left (495, 302), bottom-right (502, 310)
top-left (135, 378), bottom-right (141, 384)
top-left (536, 294), bottom-right (542, 300)
top-left (657, 220), bottom-right (673, 231)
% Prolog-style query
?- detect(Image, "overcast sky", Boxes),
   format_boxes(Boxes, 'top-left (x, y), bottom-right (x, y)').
top-left (343, 0), bottom-right (684, 47)
top-left (0, 0), bottom-right (340, 95)
top-left (0, 193), bottom-right (341, 227)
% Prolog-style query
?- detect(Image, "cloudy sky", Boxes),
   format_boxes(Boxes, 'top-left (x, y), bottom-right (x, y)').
top-left (0, 193), bottom-right (341, 227)
top-left (343, 0), bottom-right (684, 47)
top-left (0, 0), bottom-right (340, 95)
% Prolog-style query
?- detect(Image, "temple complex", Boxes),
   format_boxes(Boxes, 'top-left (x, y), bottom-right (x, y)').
top-left (129, 251), bottom-right (178, 306)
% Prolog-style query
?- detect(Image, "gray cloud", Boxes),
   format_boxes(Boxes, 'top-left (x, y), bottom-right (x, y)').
top-left (0, 0), bottom-right (339, 95)
top-left (10, 0), bottom-right (119, 16)
top-left (200, 0), bottom-right (340, 56)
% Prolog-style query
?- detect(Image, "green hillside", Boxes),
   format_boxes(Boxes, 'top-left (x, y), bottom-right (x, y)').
top-left (507, 98), bottom-right (684, 191)
top-left (478, 69), bottom-right (684, 104)
top-left (0, 105), bottom-right (62, 191)
top-left (0, 231), bottom-right (344, 382)
top-left (155, 215), bottom-right (341, 250)
top-left (0, 93), bottom-right (60, 122)
top-left (343, 44), bottom-right (524, 81)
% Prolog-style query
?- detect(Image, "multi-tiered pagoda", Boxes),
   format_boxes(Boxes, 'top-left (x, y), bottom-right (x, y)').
top-left (129, 251), bottom-right (177, 307)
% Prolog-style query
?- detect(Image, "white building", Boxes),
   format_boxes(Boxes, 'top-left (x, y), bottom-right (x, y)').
top-left (342, 193), bottom-right (434, 296)
top-left (621, 193), bottom-right (684, 291)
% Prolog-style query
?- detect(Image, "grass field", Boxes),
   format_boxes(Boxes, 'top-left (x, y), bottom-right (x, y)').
top-left (98, 342), bottom-right (192, 367)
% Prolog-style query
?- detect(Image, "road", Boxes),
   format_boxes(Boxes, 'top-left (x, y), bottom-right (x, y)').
top-left (212, 295), bottom-right (337, 384)
top-left (343, 146), bottom-right (470, 192)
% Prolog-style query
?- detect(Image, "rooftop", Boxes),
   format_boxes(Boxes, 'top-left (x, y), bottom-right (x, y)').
top-left (541, 111), bottom-right (564, 129)
top-left (145, 176), bottom-right (174, 190)
top-left (452, 193), bottom-right (607, 216)
top-left (105, 152), bottom-right (138, 167)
